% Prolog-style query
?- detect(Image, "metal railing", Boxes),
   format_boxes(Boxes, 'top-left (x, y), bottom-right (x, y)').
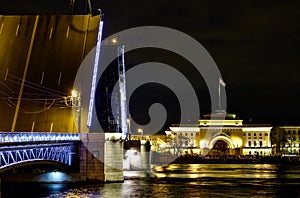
top-left (0, 132), bottom-right (80, 143)
top-left (0, 143), bottom-right (76, 169)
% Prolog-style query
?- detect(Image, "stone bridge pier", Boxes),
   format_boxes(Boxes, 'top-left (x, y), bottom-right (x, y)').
top-left (80, 132), bottom-right (124, 182)
top-left (81, 134), bottom-right (152, 182)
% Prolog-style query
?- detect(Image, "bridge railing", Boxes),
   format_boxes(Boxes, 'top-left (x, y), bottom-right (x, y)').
top-left (0, 132), bottom-right (80, 143)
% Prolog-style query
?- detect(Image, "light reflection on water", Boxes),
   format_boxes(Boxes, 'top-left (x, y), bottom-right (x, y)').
top-left (3, 164), bottom-right (300, 197)
top-left (154, 164), bottom-right (281, 179)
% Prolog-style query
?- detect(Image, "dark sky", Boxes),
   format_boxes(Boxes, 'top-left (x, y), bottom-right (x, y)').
top-left (1, 0), bottom-right (299, 126)
top-left (98, 0), bottom-right (300, 126)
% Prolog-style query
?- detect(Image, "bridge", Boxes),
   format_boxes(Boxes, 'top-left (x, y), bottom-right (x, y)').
top-left (0, 132), bottom-right (79, 172)
top-left (0, 0), bottom-right (153, 184)
top-left (0, 132), bottom-right (152, 183)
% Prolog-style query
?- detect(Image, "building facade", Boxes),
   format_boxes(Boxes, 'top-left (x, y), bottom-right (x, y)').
top-left (271, 126), bottom-right (300, 156)
top-left (168, 113), bottom-right (272, 156)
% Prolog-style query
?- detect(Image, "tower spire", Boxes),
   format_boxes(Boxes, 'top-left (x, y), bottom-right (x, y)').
top-left (218, 77), bottom-right (226, 111)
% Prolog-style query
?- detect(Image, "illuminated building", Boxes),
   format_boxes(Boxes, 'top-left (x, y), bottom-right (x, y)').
top-left (271, 126), bottom-right (300, 156)
top-left (168, 111), bottom-right (272, 156)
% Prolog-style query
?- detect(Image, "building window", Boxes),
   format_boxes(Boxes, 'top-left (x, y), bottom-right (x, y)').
top-left (293, 137), bottom-right (296, 141)
top-left (180, 133), bottom-right (182, 136)
top-left (293, 131), bottom-right (296, 135)
top-left (190, 133), bottom-right (193, 136)
top-left (248, 133), bottom-right (251, 136)
top-left (259, 141), bottom-right (263, 147)
top-left (254, 141), bottom-right (257, 146)
top-left (265, 133), bottom-right (268, 136)
top-left (288, 130), bottom-right (291, 135)
top-left (259, 133), bottom-right (262, 136)
top-left (254, 133), bottom-right (256, 136)
top-left (248, 141), bottom-right (251, 147)
top-left (185, 133), bottom-right (188, 136)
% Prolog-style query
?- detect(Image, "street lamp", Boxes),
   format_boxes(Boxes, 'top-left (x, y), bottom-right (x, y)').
top-left (111, 37), bottom-right (118, 45)
top-left (127, 119), bottom-right (131, 139)
top-left (138, 128), bottom-right (143, 138)
top-left (71, 90), bottom-right (81, 135)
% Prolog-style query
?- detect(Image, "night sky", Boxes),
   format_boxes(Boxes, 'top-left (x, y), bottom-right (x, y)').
top-left (97, 0), bottom-right (300, 126)
top-left (1, 0), bottom-right (299, 127)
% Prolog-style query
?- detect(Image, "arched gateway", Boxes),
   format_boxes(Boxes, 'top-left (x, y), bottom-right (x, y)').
top-left (208, 135), bottom-right (235, 155)
top-left (208, 135), bottom-right (234, 149)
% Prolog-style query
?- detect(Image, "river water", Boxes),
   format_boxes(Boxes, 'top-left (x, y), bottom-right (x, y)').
top-left (3, 164), bottom-right (300, 197)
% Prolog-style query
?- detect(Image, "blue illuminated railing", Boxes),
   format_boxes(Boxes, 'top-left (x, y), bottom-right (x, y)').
top-left (0, 143), bottom-right (75, 169)
top-left (0, 132), bottom-right (80, 143)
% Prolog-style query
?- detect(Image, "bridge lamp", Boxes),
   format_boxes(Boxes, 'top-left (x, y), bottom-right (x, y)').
top-left (111, 37), bottom-right (118, 44)
top-left (71, 90), bottom-right (78, 98)
top-left (127, 119), bottom-right (131, 135)
top-left (71, 90), bottom-right (81, 134)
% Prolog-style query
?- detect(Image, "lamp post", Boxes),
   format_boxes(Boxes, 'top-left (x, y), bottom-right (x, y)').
top-left (71, 90), bottom-right (81, 135)
top-left (138, 128), bottom-right (143, 139)
top-left (127, 119), bottom-right (131, 140)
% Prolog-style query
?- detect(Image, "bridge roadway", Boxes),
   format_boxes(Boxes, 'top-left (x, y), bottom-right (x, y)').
top-left (0, 132), bottom-right (79, 172)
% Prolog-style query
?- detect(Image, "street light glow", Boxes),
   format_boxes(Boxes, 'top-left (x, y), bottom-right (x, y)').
top-left (138, 128), bottom-right (143, 136)
top-left (112, 37), bottom-right (117, 44)
top-left (71, 90), bottom-right (78, 98)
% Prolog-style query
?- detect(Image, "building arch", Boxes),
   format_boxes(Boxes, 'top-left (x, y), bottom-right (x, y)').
top-left (208, 135), bottom-right (234, 149)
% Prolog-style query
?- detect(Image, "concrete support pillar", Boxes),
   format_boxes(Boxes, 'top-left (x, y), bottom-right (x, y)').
top-left (80, 132), bottom-right (105, 182)
top-left (140, 140), bottom-right (150, 170)
top-left (140, 140), bottom-right (152, 177)
top-left (104, 133), bottom-right (124, 182)
top-left (80, 132), bottom-right (124, 182)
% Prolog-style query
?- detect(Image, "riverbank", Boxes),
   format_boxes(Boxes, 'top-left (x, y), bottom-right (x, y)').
top-left (170, 154), bottom-right (300, 165)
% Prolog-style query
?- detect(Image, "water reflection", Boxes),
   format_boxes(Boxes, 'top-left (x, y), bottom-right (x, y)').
top-left (3, 164), bottom-right (300, 197)
top-left (153, 164), bottom-right (300, 180)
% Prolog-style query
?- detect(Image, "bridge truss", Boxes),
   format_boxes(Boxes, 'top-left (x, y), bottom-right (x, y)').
top-left (0, 143), bottom-right (76, 170)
